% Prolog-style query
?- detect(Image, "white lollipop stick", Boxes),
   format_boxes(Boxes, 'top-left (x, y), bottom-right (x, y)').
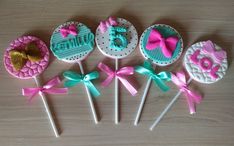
top-left (33, 76), bottom-right (59, 137)
top-left (77, 61), bottom-right (99, 124)
top-left (134, 77), bottom-right (152, 126)
top-left (149, 77), bottom-right (193, 131)
top-left (115, 58), bottom-right (119, 124)
top-left (134, 65), bottom-right (156, 126)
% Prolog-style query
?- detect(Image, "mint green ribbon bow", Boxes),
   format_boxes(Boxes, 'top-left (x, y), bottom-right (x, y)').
top-left (63, 71), bottom-right (100, 97)
top-left (135, 61), bottom-right (171, 92)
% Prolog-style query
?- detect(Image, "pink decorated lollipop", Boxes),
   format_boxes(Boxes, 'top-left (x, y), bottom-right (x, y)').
top-left (4, 36), bottom-right (49, 79)
top-left (4, 36), bottom-right (67, 137)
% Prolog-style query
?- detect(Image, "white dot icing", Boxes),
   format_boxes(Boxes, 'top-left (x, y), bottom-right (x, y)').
top-left (95, 18), bottom-right (138, 59)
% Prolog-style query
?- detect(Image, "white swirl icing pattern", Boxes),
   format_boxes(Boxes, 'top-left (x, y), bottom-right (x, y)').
top-left (184, 41), bottom-right (228, 84)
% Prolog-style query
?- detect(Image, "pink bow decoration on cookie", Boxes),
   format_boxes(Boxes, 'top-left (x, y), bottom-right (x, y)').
top-left (98, 17), bottom-right (118, 33)
top-left (146, 29), bottom-right (179, 58)
top-left (172, 72), bottom-right (202, 114)
top-left (60, 24), bottom-right (78, 38)
top-left (202, 40), bottom-right (227, 64)
top-left (98, 62), bottom-right (137, 96)
top-left (22, 76), bottom-right (68, 102)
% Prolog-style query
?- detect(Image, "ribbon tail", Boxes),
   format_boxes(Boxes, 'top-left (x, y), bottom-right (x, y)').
top-left (101, 75), bottom-right (114, 87)
top-left (98, 62), bottom-right (115, 87)
top-left (188, 90), bottom-right (202, 104)
top-left (183, 90), bottom-right (196, 114)
top-left (85, 81), bottom-right (100, 97)
top-left (44, 88), bottom-right (68, 95)
top-left (43, 76), bottom-right (61, 89)
top-left (28, 92), bottom-right (39, 102)
top-left (117, 76), bottom-right (137, 96)
top-left (153, 78), bottom-right (170, 92)
top-left (22, 88), bottom-right (40, 102)
top-left (187, 95), bottom-right (196, 114)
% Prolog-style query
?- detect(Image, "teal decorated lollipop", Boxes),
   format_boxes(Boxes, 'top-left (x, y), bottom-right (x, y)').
top-left (140, 24), bottom-right (183, 66)
top-left (134, 24), bottom-right (183, 125)
top-left (50, 21), bottom-right (100, 124)
top-left (50, 21), bottom-right (94, 63)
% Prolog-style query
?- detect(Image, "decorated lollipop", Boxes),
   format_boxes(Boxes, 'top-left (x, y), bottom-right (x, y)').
top-left (4, 36), bottom-right (68, 137)
top-left (134, 24), bottom-right (183, 125)
top-left (150, 40), bottom-right (228, 130)
top-left (95, 17), bottom-right (138, 124)
top-left (50, 21), bottom-right (100, 124)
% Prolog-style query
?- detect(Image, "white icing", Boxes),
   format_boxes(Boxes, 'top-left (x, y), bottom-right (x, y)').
top-left (95, 18), bottom-right (138, 59)
top-left (184, 41), bottom-right (228, 84)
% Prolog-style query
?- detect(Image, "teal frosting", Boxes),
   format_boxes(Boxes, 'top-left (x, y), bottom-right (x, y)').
top-left (141, 25), bottom-right (182, 65)
top-left (109, 26), bottom-right (128, 51)
top-left (50, 23), bottom-right (94, 60)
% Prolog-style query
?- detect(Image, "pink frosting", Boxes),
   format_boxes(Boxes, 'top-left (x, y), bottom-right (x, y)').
top-left (4, 36), bottom-right (50, 79)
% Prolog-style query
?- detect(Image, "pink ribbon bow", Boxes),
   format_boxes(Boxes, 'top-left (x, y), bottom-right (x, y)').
top-left (22, 76), bottom-right (68, 102)
top-left (146, 29), bottom-right (179, 58)
top-left (98, 17), bottom-right (118, 33)
top-left (98, 62), bottom-right (137, 96)
top-left (172, 72), bottom-right (202, 114)
top-left (202, 40), bottom-right (227, 64)
top-left (60, 24), bottom-right (78, 38)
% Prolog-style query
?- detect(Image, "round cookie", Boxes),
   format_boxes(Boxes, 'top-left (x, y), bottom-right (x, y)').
top-left (4, 36), bottom-right (50, 79)
top-left (139, 24), bottom-right (183, 66)
top-left (50, 21), bottom-right (95, 63)
top-left (184, 40), bottom-right (228, 84)
top-left (95, 17), bottom-right (138, 59)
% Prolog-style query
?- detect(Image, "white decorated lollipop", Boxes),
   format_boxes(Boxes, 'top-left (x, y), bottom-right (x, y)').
top-left (184, 40), bottom-right (228, 84)
top-left (4, 36), bottom-right (68, 137)
top-left (96, 17), bottom-right (138, 124)
top-left (50, 21), bottom-right (100, 124)
top-left (134, 24), bottom-right (183, 125)
top-left (150, 40), bottom-right (228, 130)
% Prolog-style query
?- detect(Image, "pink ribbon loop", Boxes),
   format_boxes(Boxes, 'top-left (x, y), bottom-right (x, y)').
top-left (202, 40), bottom-right (227, 64)
top-left (146, 29), bottom-right (179, 58)
top-left (60, 24), bottom-right (78, 38)
top-left (98, 62), bottom-right (137, 96)
top-left (22, 76), bottom-right (68, 102)
top-left (98, 17), bottom-right (118, 33)
top-left (171, 72), bottom-right (202, 114)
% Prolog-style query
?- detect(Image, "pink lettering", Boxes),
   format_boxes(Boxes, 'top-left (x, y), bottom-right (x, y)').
top-left (189, 49), bottom-right (220, 79)
top-left (210, 65), bottom-right (220, 79)
top-left (200, 57), bottom-right (213, 70)
top-left (190, 50), bottom-right (200, 64)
